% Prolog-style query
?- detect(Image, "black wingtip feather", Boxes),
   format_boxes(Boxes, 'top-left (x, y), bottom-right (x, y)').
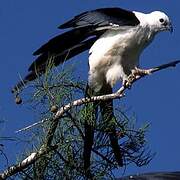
top-left (58, 11), bottom-right (88, 29)
top-left (11, 71), bottom-right (41, 94)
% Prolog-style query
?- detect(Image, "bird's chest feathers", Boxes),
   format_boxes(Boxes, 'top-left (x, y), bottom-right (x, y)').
top-left (89, 27), bottom-right (152, 70)
top-left (106, 28), bottom-right (152, 58)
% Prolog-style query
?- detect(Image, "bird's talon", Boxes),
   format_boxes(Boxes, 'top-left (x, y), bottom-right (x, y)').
top-left (132, 68), bottom-right (152, 77)
top-left (123, 80), bottom-right (132, 89)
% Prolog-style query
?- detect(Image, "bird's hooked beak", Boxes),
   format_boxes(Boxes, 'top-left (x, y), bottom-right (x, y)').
top-left (168, 22), bottom-right (173, 33)
top-left (162, 21), bottom-right (173, 33)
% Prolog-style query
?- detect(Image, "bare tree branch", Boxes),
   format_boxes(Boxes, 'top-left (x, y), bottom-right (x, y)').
top-left (16, 60), bottom-right (180, 133)
top-left (0, 146), bottom-right (57, 179)
top-left (2, 60), bottom-right (179, 179)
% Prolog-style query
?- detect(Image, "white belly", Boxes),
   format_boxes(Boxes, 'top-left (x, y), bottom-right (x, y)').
top-left (88, 27), bottom-right (152, 92)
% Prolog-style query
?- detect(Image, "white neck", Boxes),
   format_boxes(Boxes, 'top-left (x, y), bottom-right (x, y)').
top-left (133, 11), bottom-right (161, 34)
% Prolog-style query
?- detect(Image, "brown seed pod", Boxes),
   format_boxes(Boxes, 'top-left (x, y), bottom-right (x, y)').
top-left (50, 105), bottom-right (58, 113)
top-left (15, 96), bottom-right (22, 104)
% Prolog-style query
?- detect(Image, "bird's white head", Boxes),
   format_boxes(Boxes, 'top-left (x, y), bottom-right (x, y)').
top-left (147, 11), bottom-right (173, 33)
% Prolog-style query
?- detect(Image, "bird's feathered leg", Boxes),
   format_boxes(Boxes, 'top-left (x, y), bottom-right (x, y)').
top-left (99, 83), bottom-right (123, 167)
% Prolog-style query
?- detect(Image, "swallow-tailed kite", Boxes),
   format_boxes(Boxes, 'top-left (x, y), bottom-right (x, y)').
top-left (12, 7), bottom-right (172, 170)
top-left (12, 7), bottom-right (172, 92)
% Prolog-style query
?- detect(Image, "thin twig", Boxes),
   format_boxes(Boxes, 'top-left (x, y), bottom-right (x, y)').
top-left (15, 119), bottom-right (48, 133)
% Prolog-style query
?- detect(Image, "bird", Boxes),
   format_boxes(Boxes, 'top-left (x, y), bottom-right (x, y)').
top-left (12, 7), bottom-right (173, 175)
top-left (12, 7), bottom-right (173, 93)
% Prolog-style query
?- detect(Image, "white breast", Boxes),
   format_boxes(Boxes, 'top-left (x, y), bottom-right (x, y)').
top-left (88, 26), bottom-right (153, 92)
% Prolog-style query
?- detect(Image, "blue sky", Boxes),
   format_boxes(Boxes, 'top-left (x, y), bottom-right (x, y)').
top-left (0, 0), bottom-right (180, 177)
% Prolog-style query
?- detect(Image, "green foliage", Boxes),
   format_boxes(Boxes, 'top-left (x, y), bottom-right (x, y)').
top-left (15, 65), bottom-right (154, 179)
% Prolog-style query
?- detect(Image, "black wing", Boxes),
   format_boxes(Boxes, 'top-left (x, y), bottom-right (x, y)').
top-left (29, 26), bottom-right (102, 71)
top-left (31, 7), bottom-right (140, 69)
top-left (59, 8), bottom-right (140, 29)
top-left (13, 7), bottom-right (140, 93)
top-left (29, 36), bottom-right (97, 71)
top-left (33, 26), bottom-right (94, 56)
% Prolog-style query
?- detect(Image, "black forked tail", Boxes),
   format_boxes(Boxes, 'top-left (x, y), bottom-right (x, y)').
top-left (99, 84), bottom-right (123, 167)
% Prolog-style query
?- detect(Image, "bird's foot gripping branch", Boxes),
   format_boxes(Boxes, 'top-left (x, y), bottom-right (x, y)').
top-left (123, 60), bottom-right (180, 89)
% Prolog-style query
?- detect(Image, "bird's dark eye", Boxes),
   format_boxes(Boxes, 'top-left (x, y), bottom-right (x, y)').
top-left (159, 18), bottom-right (164, 23)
